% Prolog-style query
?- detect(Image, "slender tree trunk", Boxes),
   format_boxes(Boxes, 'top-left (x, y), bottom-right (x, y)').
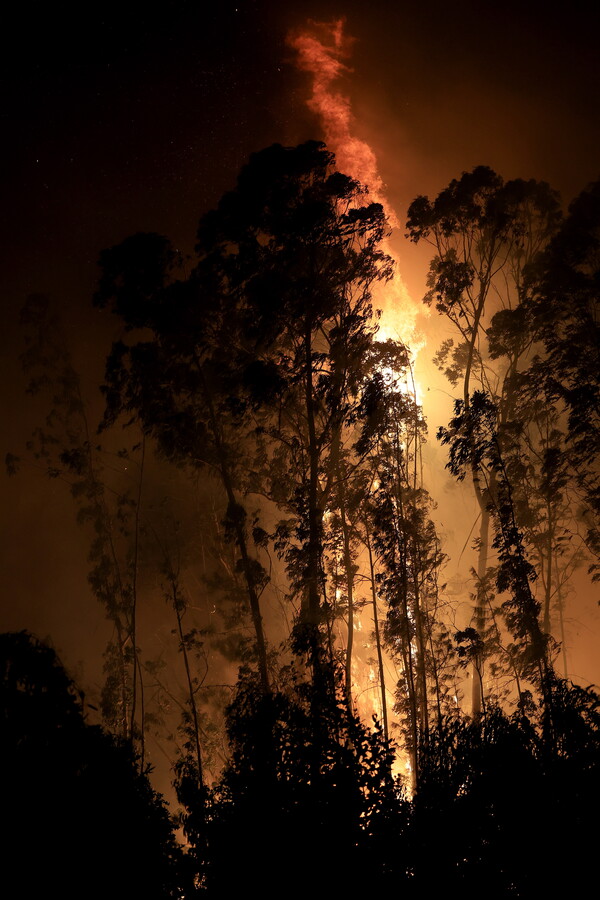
top-left (365, 523), bottom-right (389, 744)
top-left (170, 576), bottom-right (205, 796)
top-left (194, 355), bottom-right (270, 693)
top-left (471, 502), bottom-right (490, 718)
top-left (393, 487), bottom-right (420, 787)
top-left (399, 635), bottom-right (419, 793)
top-left (427, 621), bottom-right (444, 732)
top-left (337, 466), bottom-right (355, 708)
top-left (219, 460), bottom-right (270, 693)
top-left (543, 503), bottom-right (554, 635)
top-left (305, 322), bottom-right (322, 627)
top-left (407, 371), bottom-right (430, 741)
top-left (463, 279), bottom-right (493, 719)
top-left (556, 557), bottom-right (569, 678)
top-left (130, 435), bottom-right (146, 757)
top-left (412, 567), bottom-right (430, 743)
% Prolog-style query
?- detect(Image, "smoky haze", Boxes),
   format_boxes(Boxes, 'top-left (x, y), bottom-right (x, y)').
top-left (1, 0), bottom-right (599, 799)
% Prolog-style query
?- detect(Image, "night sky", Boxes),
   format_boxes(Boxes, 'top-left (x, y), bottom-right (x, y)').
top-left (2, 1), bottom-right (599, 697)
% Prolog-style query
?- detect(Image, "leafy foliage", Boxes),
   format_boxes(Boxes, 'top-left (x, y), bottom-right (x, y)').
top-left (184, 665), bottom-right (405, 894)
top-left (0, 631), bottom-right (186, 899)
top-left (9, 148), bottom-right (600, 897)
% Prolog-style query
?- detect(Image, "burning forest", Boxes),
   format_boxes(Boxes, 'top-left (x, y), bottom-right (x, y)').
top-left (1, 6), bottom-right (599, 898)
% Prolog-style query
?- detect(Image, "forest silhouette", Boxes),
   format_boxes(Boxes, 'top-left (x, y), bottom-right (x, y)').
top-left (4, 140), bottom-right (599, 897)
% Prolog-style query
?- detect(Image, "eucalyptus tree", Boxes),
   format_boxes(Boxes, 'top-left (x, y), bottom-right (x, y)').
top-left (407, 168), bottom-right (561, 714)
top-left (486, 312), bottom-right (571, 635)
top-left (522, 179), bottom-right (600, 579)
top-left (9, 295), bottom-right (147, 748)
top-left (95, 140), bottom-right (399, 707)
top-left (439, 390), bottom-right (554, 707)
top-left (197, 141), bottom-right (395, 688)
top-left (0, 631), bottom-right (187, 899)
top-left (355, 355), bottom-right (456, 786)
top-left (95, 231), bottom-right (272, 695)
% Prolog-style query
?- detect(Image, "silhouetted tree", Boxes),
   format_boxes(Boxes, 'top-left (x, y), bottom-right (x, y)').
top-left (0, 631), bottom-right (186, 899)
top-left (9, 295), bottom-right (148, 748)
top-left (356, 357), bottom-right (456, 787)
top-left (439, 391), bottom-right (554, 703)
top-left (410, 679), bottom-right (600, 898)
top-left (184, 664), bottom-right (405, 895)
top-left (95, 230), bottom-right (272, 695)
top-left (407, 168), bottom-right (562, 714)
top-left (203, 141), bottom-right (394, 685)
top-left (523, 179), bottom-right (600, 578)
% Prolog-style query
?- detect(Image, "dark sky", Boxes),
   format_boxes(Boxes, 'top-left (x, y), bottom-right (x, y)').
top-left (2, 1), bottom-right (599, 306)
top-left (1, 1), bottom-right (599, 690)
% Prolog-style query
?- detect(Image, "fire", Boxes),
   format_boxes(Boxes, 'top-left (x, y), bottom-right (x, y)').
top-left (289, 22), bottom-right (427, 792)
top-left (288, 20), bottom-right (387, 212)
top-left (287, 18), bottom-right (421, 353)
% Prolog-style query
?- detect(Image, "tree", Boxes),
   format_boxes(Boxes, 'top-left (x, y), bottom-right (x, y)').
top-left (439, 390), bottom-right (553, 703)
top-left (407, 168), bottom-right (562, 714)
top-left (202, 142), bottom-right (394, 685)
top-left (0, 631), bottom-right (186, 899)
top-left (96, 141), bottom-right (396, 700)
top-left (356, 358), bottom-right (457, 787)
top-left (95, 230), bottom-right (273, 695)
top-left (186, 665), bottom-right (404, 895)
top-left (522, 179), bottom-right (600, 578)
top-left (9, 294), bottom-right (148, 748)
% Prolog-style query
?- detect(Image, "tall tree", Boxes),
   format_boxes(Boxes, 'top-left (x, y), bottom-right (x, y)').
top-left (407, 168), bottom-right (561, 714)
top-left (203, 141), bottom-right (394, 684)
top-left (356, 358), bottom-right (455, 787)
top-left (10, 295), bottom-right (147, 747)
top-left (522, 179), bottom-right (600, 578)
top-left (0, 631), bottom-right (186, 899)
top-left (95, 232), bottom-right (272, 693)
top-left (94, 143), bottom-right (404, 802)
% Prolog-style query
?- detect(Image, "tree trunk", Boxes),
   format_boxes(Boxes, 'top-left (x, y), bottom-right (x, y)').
top-left (305, 322), bottom-right (322, 627)
top-left (542, 502), bottom-right (554, 635)
top-left (130, 434), bottom-right (146, 760)
top-left (337, 466), bottom-right (355, 708)
top-left (195, 356), bottom-right (270, 693)
top-left (471, 502), bottom-right (490, 718)
top-left (364, 522), bottom-right (389, 744)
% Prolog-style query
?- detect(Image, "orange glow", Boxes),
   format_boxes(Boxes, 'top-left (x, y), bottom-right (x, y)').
top-left (289, 24), bottom-right (427, 792)
top-left (288, 20), bottom-right (387, 213)
top-left (288, 19), bottom-right (421, 352)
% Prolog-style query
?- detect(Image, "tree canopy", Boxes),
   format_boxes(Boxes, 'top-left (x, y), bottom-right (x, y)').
top-left (8, 146), bottom-right (600, 897)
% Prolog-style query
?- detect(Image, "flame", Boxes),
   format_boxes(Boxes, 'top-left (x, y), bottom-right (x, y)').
top-left (288, 19), bottom-right (421, 353)
top-left (289, 20), bottom-right (387, 213)
top-left (289, 24), bottom-right (427, 792)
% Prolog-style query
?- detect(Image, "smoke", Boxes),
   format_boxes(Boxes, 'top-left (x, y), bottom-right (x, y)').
top-left (287, 19), bottom-right (421, 351)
